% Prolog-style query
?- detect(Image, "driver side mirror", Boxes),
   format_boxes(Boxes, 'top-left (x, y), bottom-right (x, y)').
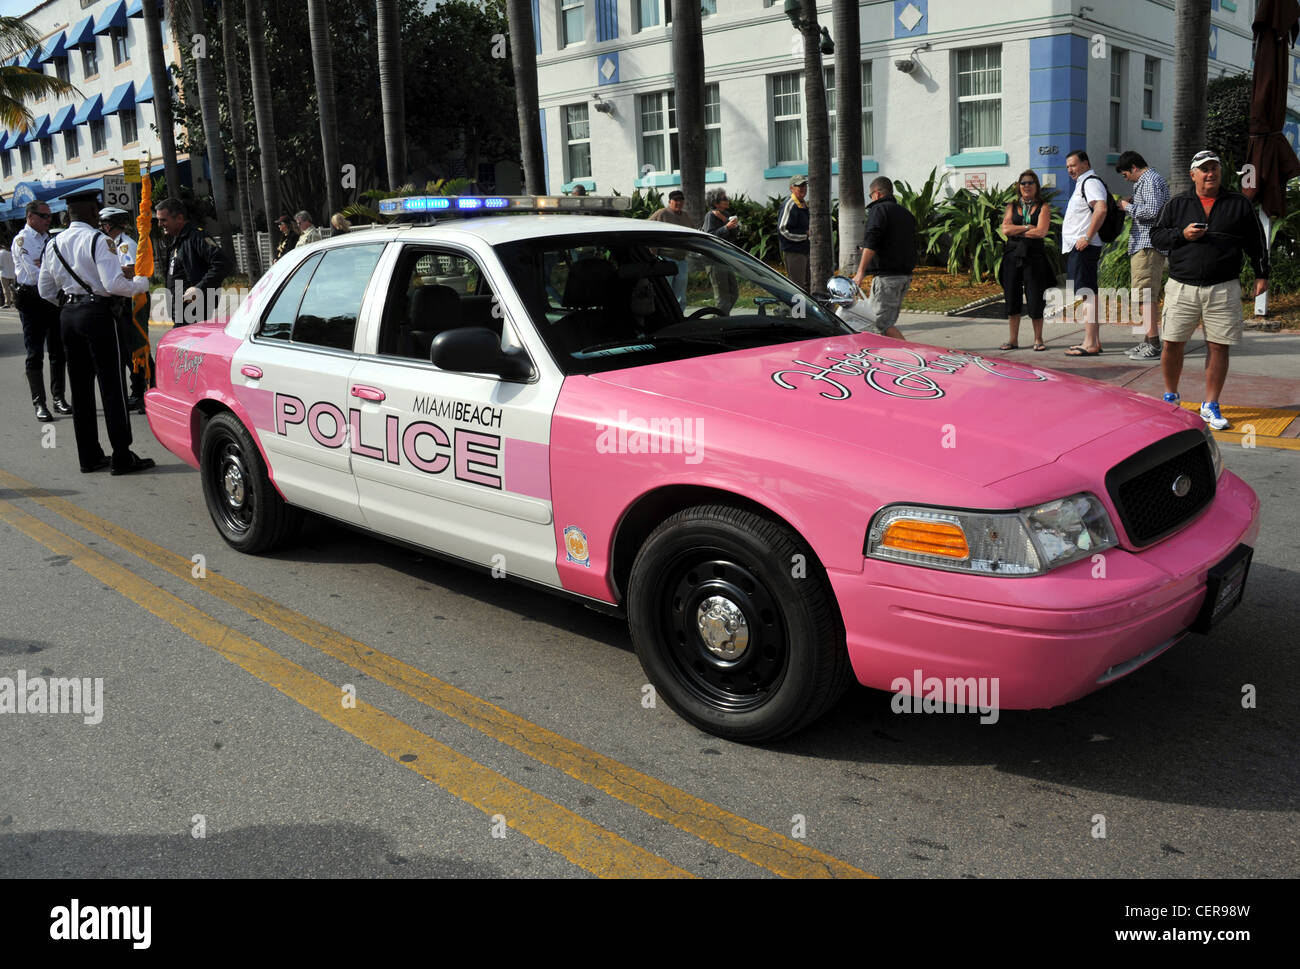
top-left (430, 327), bottom-right (532, 380)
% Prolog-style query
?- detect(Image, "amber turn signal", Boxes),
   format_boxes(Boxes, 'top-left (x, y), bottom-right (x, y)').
top-left (880, 519), bottom-right (970, 559)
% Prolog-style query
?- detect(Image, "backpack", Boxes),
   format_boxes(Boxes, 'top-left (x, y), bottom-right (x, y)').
top-left (1083, 173), bottom-right (1126, 244)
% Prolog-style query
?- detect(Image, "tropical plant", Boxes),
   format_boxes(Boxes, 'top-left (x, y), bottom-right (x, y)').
top-left (797, 0), bottom-right (834, 289)
top-left (894, 167), bottom-right (945, 262)
top-left (925, 184), bottom-right (1017, 283)
top-left (726, 193), bottom-right (785, 265)
top-left (186, 0), bottom-right (233, 261)
top-left (613, 187), bottom-right (665, 221)
top-left (832, 0), bottom-right (865, 275)
top-left (141, 0), bottom-right (179, 196)
top-left (376, 0), bottom-right (407, 191)
top-left (1171, 0), bottom-right (1212, 195)
top-left (1098, 219), bottom-right (1134, 291)
top-left (672, 0), bottom-right (707, 228)
top-left (245, 0), bottom-right (280, 226)
top-left (221, 0), bottom-right (260, 278)
top-left (0, 16), bottom-right (81, 131)
top-left (307, 0), bottom-right (342, 216)
top-left (506, 0), bottom-right (546, 193)
top-left (1205, 72), bottom-right (1252, 176)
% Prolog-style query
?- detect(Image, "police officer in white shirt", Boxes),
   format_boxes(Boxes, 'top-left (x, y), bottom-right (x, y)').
top-left (13, 200), bottom-right (71, 421)
top-left (37, 190), bottom-right (154, 475)
top-left (100, 206), bottom-right (150, 412)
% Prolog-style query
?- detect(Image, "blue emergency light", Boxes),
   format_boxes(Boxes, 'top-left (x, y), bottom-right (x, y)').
top-left (375, 194), bottom-right (632, 219)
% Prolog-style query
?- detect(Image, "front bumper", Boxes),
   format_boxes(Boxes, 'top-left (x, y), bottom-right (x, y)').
top-left (830, 469), bottom-right (1260, 709)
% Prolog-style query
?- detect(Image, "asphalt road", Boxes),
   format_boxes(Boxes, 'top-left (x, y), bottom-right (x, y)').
top-left (0, 315), bottom-right (1297, 879)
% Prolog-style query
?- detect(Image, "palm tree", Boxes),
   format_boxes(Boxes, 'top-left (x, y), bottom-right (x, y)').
top-left (506, 0), bottom-right (545, 194)
top-left (245, 0), bottom-right (280, 237)
top-left (1171, 0), bottom-right (1213, 195)
top-left (307, 0), bottom-right (341, 217)
top-left (672, 0), bottom-right (706, 228)
top-left (798, 1), bottom-right (833, 290)
top-left (0, 16), bottom-right (81, 130)
top-left (376, 0), bottom-right (406, 191)
top-left (187, 0), bottom-right (234, 260)
top-left (833, 0), bottom-right (864, 275)
top-left (141, 1), bottom-right (180, 197)
top-left (221, 1), bottom-right (260, 279)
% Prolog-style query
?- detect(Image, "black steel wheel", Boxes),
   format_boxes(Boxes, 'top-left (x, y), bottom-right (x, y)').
top-left (628, 504), bottom-right (850, 743)
top-left (200, 412), bottom-right (298, 554)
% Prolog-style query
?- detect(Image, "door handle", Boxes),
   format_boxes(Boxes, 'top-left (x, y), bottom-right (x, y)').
top-left (350, 385), bottom-right (386, 402)
top-left (240, 365), bottom-right (263, 379)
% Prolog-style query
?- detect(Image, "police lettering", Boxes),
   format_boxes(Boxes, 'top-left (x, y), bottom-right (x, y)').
top-left (273, 393), bottom-right (502, 488)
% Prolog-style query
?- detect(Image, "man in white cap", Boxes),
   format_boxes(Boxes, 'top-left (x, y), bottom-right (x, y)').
top-left (100, 206), bottom-right (149, 412)
top-left (1150, 150), bottom-right (1268, 430)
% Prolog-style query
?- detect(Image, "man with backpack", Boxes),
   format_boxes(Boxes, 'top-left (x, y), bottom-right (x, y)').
top-left (1062, 150), bottom-right (1112, 356)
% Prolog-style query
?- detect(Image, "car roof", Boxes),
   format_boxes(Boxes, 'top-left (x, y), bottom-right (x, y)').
top-left (347, 215), bottom-right (702, 247)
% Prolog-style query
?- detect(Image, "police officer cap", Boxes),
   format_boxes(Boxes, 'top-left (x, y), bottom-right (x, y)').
top-left (99, 206), bottom-right (130, 222)
top-left (64, 189), bottom-right (102, 204)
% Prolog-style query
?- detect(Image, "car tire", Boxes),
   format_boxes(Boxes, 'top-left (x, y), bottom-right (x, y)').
top-left (627, 504), bottom-right (851, 743)
top-left (200, 412), bottom-right (299, 554)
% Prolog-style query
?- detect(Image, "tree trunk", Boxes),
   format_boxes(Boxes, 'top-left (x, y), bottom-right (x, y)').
top-left (143, 0), bottom-right (180, 195)
top-left (188, 0), bottom-right (234, 262)
top-left (222, 1), bottom-right (260, 279)
top-left (506, 0), bottom-right (546, 194)
top-left (376, 0), bottom-right (407, 190)
top-left (245, 0), bottom-right (281, 230)
top-left (801, 0), bottom-right (833, 291)
top-left (833, 0), bottom-right (864, 275)
top-left (672, 0), bottom-right (707, 229)
top-left (307, 0), bottom-right (341, 217)
top-left (1171, 0), bottom-right (1213, 196)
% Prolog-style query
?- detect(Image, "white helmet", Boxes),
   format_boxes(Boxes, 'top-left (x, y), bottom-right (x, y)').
top-left (98, 206), bottom-right (130, 223)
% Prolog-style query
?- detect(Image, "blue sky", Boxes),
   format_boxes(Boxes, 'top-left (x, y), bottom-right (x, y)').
top-left (0, 1), bottom-right (38, 17)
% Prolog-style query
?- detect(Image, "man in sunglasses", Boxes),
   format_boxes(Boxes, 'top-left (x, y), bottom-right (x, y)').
top-left (12, 201), bottom-right (72, 422)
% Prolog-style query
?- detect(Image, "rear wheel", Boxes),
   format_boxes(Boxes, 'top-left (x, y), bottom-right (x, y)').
top-left (200, 412), bottom-right (299, 553)
top-left (627, 504), bottom-right (851, 743)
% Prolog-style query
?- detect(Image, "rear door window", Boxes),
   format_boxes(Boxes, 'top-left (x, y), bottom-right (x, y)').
top-left (258, 243), bottom-right (385, 350)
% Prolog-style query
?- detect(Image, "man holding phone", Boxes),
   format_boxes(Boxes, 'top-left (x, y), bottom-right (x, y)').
top-left (1150, 150), bottom-right (1268, 430)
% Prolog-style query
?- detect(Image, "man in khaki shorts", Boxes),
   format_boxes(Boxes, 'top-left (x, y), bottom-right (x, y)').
top-left (1116, 151), bottom-right (1170, 359)
top-left (1149, 151), bottom-right (1268, 430)
top-left (849, 176), bottom-right (916, 339)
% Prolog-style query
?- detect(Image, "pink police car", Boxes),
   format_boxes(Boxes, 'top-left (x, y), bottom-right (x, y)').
top-left (146, 196), bottom-right (1259, 742)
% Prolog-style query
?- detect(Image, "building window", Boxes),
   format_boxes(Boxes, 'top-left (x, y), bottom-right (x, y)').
top-left (640, 84), bottom-right (722, 173)
top-left (55, 58), bottom-right (70, 85)
top-left (81, 44), bottom-right (98, 78)
top-left (560, 0), bottom-right (584, 47)
top-left (64, 130), bottom-right (79, 159)
top-left (955, 46), bottom-right (1002, 151)
top-left (1109, 49), bottom-right (1127, 151)
top-left (771, 71), bottom-right (802, 165)
top-left (1144, 56), bottom-right (1159, 120)
top-left (823, 62), bottom-right (875, 158)
top-left (40, 138), bottom-right (53, 167)
top-left (0, 154), bottom-right (10, 178)
top-left (701, 0), bottom-right (716, 13)
top-left (121, 109), bottom-right (138, 145)
top-left (704, 83), bottom-right (721, 168)
top-left (564, 103), bottom-right (591, 179)
top-left (111, 27), bottom-right (129, 66)
top-left (20, 144), bottom-right (32, 172)
top-left (90, 119), bottom-right (107, 153)
top-left (635, 0), bottom-right (664, 29)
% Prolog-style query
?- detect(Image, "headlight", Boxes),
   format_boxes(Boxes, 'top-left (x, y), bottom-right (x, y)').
top-left (1204, 427), bottom-right (1224, 478)
top-left (868, 494), bottom-right (1117, 576)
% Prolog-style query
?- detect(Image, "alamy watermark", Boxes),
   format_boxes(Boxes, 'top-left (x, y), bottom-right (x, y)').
top-left (0, 669), bottom-right (103, 724)
top-left (595, 409), bottom-right (705, 464)
top-left (890, 669), bottom-right (1000, 724)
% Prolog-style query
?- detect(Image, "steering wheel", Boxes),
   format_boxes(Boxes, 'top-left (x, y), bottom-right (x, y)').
top-left (687, 306), bottom-right (726, 320)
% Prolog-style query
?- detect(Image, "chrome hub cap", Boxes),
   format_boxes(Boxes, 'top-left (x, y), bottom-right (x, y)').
top-left (223, 459), bottom-right (246, 509)
top-left (696, 595), bottom-right (750, 659)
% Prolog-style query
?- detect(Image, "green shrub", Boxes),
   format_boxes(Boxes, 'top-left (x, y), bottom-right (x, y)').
top-left (925, 184), bottom-right (1017, 283)
top-left (894, 167), bottom-right (944, 264)
top-left (727, 193), bottom-right (785, 264)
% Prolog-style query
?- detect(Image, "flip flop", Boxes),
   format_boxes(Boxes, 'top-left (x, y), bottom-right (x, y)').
top-left (999, 342), bottom-right (1019, 350)
top-left (1064, 346), bottom-right (1103, 356)
top-left (1033, 343), bottom-right (1048, 351)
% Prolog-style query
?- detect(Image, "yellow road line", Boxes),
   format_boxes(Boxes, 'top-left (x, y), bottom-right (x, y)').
top-left (0, 468), bottom-right (872, 879)
top-left (1211, 430), bottom-right (1300, 451)
top-left (0, 495), bottom-right (690, 879)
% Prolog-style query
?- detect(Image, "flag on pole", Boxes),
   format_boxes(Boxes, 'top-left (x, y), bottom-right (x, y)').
top-left (132, 160), bottom-right (154, 383)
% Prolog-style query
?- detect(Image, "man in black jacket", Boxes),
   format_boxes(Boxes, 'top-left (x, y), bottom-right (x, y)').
top-left (777, 175), bottom-right (811, 290)
top-left (1150, 151), bottom-right (1268, 431)
top-left (154, 198), bottom-right (232, 326)
top-left (848, 176), bottom-right (916, 339)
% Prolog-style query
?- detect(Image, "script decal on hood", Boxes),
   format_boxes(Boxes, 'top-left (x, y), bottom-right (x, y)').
top-left (771, 347), bottom-right (1048, 401)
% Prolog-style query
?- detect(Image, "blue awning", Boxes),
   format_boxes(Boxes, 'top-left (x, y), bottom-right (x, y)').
top-left (126, 0), bottom-right (165, 17)
top-left (49, 105), bottom-right (76, 134)
top-left (19, 47), bottom-right (41, 70)
top-left (39, 32), bottom-right (67, 63)
top-left (73, 94), bottom-right (104, 125)
top-left (21, 115), bottom-right (50, 144)
top-left (0, 131), bottom-right (12, 151)
top-left (95, 1), bottom-right (129, 34)
top-left (136, 74), bottom-right (154, 103)
top-left (67, 15), bottom-right (95, 48)
top-left (103, 81), bottom-right (135, 114)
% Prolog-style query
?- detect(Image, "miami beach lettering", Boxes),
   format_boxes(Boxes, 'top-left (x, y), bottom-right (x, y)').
top-left (771, 347), bottom-right (1048, 401)
top-left (412, 396), bottom-right (503, 429)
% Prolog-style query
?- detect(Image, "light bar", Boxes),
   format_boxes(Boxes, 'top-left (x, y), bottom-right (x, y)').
top-left (376, 195), bottom-right (633, 217)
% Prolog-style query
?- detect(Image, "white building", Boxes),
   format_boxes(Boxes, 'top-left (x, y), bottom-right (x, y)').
top-left (0, 0), bottom-right (194, 221)
top-left (531, 0), bottom-right (1298, 201)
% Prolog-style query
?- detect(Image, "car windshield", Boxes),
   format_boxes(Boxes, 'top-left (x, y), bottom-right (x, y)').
top-left (493, 231), bottom-right (849, 375)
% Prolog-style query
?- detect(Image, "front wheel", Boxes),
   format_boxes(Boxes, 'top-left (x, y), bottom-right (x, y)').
top-left (627, 504), bottom-right (851, 743)
top-left (200, 412), bottom-right (299, 554)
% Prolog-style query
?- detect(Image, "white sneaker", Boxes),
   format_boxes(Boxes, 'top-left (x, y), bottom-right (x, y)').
top-left (1200, 401), bottom-right (1230, 430)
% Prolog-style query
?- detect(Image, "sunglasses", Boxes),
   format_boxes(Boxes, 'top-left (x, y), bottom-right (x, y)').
top-left (1018, 181), bottom-right (1037, 187)
top-left (34, 212), bottom-right (52, 219)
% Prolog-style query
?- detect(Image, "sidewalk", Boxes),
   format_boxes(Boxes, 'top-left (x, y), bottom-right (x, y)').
top-left (896, 310), bottom-right (1300, 448)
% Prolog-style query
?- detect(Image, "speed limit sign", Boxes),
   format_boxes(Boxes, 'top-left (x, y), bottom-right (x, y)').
top-left (103, 174), bottom-right (134, 210)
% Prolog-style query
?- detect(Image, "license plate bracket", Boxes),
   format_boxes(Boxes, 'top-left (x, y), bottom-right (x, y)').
top-left (1190, 543), bottom-right (1252, 634)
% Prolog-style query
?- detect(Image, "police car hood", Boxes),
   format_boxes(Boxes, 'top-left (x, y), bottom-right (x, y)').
top-left (587, 332), bottom-right (1199, 487)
